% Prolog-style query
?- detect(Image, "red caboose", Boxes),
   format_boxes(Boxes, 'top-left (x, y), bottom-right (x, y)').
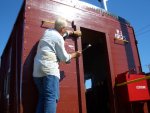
top-left (0, 0), bottom-right (150, 113)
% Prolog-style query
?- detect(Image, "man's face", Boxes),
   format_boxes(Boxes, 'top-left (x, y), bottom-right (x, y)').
top-left (61, 27), bottom-right (67, 35)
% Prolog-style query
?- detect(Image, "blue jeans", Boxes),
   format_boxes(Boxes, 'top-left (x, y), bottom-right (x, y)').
top-left (33, 75), bottom-right (60, 113)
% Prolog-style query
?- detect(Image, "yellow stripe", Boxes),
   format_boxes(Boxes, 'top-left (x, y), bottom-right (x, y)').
top-left (116, 76), bottom-right (150, 87)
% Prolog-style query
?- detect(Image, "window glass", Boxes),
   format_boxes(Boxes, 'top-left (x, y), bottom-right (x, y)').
top-left (85, 79), bottom-right (92, 89)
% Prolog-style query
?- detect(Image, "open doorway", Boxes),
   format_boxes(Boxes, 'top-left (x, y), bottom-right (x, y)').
top-left (81, 27), bottom-right (111, 113)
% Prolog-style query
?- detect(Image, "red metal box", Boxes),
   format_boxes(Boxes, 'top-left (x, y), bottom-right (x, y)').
top-left (116, 74), bottom-right (150, 102)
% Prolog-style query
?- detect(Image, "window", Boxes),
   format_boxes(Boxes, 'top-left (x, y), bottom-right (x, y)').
top-left (85, 78), bottom-right (92, 89)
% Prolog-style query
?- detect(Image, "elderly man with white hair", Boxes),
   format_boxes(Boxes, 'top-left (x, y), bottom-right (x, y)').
top-left (33, 17), bottom-right (82, 113)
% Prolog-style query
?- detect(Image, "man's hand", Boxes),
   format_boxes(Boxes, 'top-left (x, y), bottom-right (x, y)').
top-left (70, 51), bottom-right (82, 59)
top-left (73, 31), bottom-right (82, 37)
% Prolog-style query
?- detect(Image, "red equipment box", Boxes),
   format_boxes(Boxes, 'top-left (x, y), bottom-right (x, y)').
top-left (116, 74), bottom-right (150, 102)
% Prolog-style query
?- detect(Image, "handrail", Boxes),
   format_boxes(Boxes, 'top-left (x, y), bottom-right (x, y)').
top-left (116, 76), bottom-right (150, 87)
top-left (114, 37), bottom-right (129, 43)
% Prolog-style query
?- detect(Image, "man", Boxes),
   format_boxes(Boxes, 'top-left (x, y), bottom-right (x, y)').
top-left (33, 18), bottom-right (81, 113)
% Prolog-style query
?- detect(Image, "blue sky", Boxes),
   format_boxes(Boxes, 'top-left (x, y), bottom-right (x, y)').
top-left (0, 0), bottom-right (150, 73)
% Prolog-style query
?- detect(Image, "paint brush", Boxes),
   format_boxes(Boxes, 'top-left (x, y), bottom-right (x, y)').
top-left (82, 44), bottom-right (92, 52)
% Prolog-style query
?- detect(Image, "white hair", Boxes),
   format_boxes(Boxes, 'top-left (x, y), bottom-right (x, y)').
top-left (54, 18), bottom-right (67, 31)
